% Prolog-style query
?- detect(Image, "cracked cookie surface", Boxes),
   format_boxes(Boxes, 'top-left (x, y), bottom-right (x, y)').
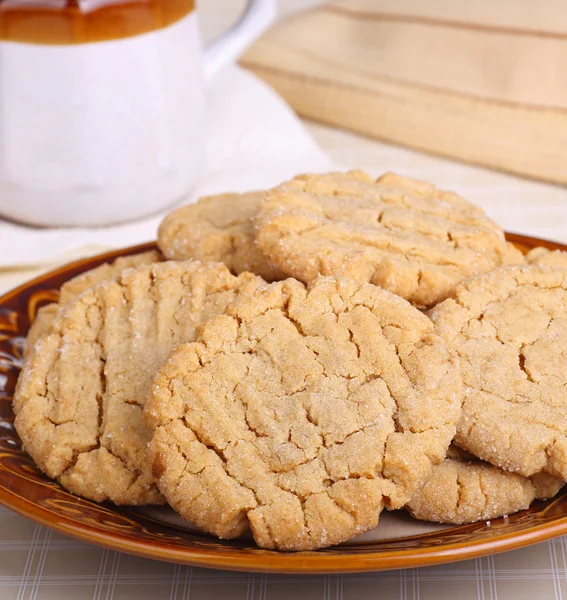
top-left (24, 251), bottom-right (163, 358)
top-left (145, 277), bottom-right (462, 550)
top-left (430, 266), bottom-right (567, 478)
top-left (407, 445), bottom-right (563, 524)
top-left (158, 192), bottom-right (285, 282)
top-left (255, 171), bottom-right (507, 308)
top-left (14, 261), bottom-right (264, 505)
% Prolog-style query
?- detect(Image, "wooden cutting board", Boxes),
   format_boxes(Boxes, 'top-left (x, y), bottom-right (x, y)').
top-left (241, 0), bottom-right (567, 185)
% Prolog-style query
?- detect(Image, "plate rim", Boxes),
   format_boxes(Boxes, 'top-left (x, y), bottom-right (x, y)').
top-left (1, 232), bottom-right (567, 574)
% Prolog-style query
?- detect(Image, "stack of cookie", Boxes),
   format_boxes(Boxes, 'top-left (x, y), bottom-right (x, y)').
top-left (15, 171), bottom-right (567, 551)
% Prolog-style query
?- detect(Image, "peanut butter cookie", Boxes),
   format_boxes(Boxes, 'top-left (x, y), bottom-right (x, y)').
top-left (24, 251), bottom-right (162, 357)
top-left (14, 261), bottom-right (264, 505)
top-left (145, 277), bottom-right (462, 550)
top-left (255, 171), bottom-right (507, 307)
top-left (503, 242), bottom-right (526, 266)
top-left (158, 192), bottom-right (284, 282)
top-left (526, 247), bottom-right (567, 269)
top-left (407, 446), bottom-right (563, 524)
top-left (431, 266), bottom-right (567, 478)
top-left (25, 304), bottom-right (59, 358)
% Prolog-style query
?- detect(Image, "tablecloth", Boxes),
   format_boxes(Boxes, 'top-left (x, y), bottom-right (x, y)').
top-left (3, 499), bottom-right (567, 599)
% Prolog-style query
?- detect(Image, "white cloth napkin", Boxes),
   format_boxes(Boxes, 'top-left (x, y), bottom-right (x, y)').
top-left (0, 65), bottom-right (332, 269)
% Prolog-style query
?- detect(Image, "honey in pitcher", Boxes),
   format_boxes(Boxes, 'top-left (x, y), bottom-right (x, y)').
top-left (0, 0), bottom-right (195, 44)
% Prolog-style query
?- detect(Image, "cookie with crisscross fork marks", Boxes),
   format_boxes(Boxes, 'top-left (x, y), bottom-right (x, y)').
top-left (431, 266), bottom-right (567, 479)
top-left (14, 261), bottom-right (264, 505)
top-left (255, 171), bottom-right (507, 308)
top-left (145, 276), bottom-right (461, 550)
top-left (24, 251), bottom-right (163, 358)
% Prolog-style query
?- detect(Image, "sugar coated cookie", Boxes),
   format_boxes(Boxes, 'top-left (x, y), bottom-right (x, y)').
top-left (407, 446), bottom-right (563, 524)
top-left (145, 276), bottom-right (462, 550)
top-left (431, 266), bottom-right (567, 479)
top-left (24, 251), bottom-right (162, 357)
top-left (14, 261), bottom-right (264, 504)
top-left (158, 193), bottom-right (284, 282)
top-left (526, 247), bottom-right (567, 270)
top-left (255, 171), bottom-right (507, 307)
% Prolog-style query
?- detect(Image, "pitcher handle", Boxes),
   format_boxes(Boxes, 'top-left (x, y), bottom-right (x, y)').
top-left (203, 0), bottom-right (276, 81)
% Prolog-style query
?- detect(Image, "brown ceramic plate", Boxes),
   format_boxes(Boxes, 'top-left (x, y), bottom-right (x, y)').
top-left (1, 234), bottom-right (567, 574)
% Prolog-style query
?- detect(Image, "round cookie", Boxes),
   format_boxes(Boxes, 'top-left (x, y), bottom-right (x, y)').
top-left (24, 251), bottom-right (162, 358)
top-left (145, 277), bottom-right (462, 550)
top-left (526, 247), bottom-right (567, 270)
top-left (14, 261), bottom-right (264, 505)
top-left (407, 446), bottom-right (564, 525)
top-left (255, 171), bottom-right (507, 307)
top-left (158, 192), bottom-right (284, 282)
top-left (430, 266), bottom-right (567, 479)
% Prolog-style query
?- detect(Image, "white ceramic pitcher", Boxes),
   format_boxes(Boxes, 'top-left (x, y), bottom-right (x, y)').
top-left (0, 0), bottom-right (276, 226)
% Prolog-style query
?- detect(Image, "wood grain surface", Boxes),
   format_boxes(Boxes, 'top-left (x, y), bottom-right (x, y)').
top-left (242, 0), bottom-right (567, 185)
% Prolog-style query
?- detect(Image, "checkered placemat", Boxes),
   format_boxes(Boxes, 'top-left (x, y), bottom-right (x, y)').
top-left (3, 504), bottom-right (567, 600)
